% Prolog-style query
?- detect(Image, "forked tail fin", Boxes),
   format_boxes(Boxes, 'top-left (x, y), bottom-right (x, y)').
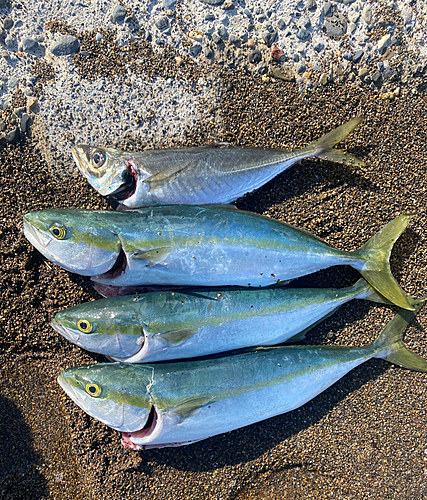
top-left (373, 302), bottom-right (427, 372)
top-left (307, 117), bottom-right (365, 166)
top-left (352, 214), bottom-right (422, 311)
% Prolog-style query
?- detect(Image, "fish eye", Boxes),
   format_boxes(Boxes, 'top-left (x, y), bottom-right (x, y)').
top-left (50, 224), bottom-right (67, 240)
top-left (91, 151), bottom-right (106, 168)
top-left (77, 319), bottom-right (93, 333)
top-left (86, 383), bottom-right (102, 397)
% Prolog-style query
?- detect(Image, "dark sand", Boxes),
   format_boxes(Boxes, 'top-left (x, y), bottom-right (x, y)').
top-left (1, 70), bottom-right (427, 500)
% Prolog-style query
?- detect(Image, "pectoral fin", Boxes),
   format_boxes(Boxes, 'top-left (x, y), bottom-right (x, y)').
top-left (155, 327), bottom-right (199, 346)
top-left (131, 247), bottom-right (172, 265)
top-left (172, 395), bottom-right (215, 419)
top-left (145, 164), bottom-right (192, 192)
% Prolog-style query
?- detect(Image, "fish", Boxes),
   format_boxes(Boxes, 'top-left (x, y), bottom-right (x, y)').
top-left (23, 205), bottom-right (418, 310)
top-left (51, 279), bottom-right (388, 362)
top-left (72, 118), bottom-right (364, 208)
top-left (57, 304), bottom-right (427, 450)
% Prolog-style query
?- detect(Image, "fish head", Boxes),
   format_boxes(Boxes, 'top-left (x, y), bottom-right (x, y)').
top-left (52, 298), bottom-right (146, 359)
top-left (23, 209), bottom-right (121, 276)
top-left (58, 363), bottom-right (157, 433)
top-left (72, 145), bottom-right (137, 200)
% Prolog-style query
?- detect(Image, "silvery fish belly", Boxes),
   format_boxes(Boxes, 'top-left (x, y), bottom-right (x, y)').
top-left (72, 118), bottom-right (364, 208)
top-left (22, 206), bottom-right (418, 310)
top-left (51, 279), bottom-right (386, 362)
top-left (57, 306), bottom-right (427, 450)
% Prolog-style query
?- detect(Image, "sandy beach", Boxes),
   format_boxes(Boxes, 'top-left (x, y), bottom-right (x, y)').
top-left (1, 1), bottom-right (427, 498)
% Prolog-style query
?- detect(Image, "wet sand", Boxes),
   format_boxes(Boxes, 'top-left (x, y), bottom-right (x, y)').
top-left (1, 73), bottom-right (427, 500)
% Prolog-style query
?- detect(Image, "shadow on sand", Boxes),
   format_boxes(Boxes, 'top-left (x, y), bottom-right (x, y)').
top-left (0, 395), bottom-right (49, 499)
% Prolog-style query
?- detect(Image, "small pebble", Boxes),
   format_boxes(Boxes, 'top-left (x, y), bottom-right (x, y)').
top-left (155, 16), bottom-right (170, 32)
top-left (111, 5), bottom-right (127, 24)
top-left (162, 0), bottom-right (177, 10)
top-left (200, 0), bottom-right (225, 5)
top-left (297, 28), bottom-right (311, 41)
top-left (20, 113), bottom-right (31, 134)
top-left (95, 32), bottom-right (104, 42)
top-left (323, 1), bottom-right (332, 17)
top-left (352, 49), bottom-right (364, 63)
top-left (319, 72), bottom-right (328, 85)
top-left (5, 35), bottom-right (18, 52)
top-left (205, 13), bottom-right (215, 21)
top-left (22, 37), bottom-right (39, 53)
top-left (222, 0), bottom-right (235, 10)
top-left (217, 25), bottom-right (228, 39)
top-left (3, 17), bottom-right (13, 30)
top-left (305, 0), bottom-right (317, 11)
top-left (50, 35), bottom-right (80, 56)
top-left (189, 44), bottom-right (202, 58)
top-left (371, 71), bottom-right (382, 84)
top-left (324, 13), bottom-right (347, 37)
top-left (262, 30), bottom-right (277, 47)
top-left (4, 126), bottom-right (20, 144)
top-left (377, 34), bottom-right (390, 51)
top-left (7, 76), bottom-right (18, 90)
top-left (362, 5), bottom-right (372, 23)
top-left (268, 65), bottom-right (295, 81)
top-left (248, 49), bottom-right (262, 64)
top-left (27, 97), bottom-right (38, 112)
top-left (271, 45), bottom-right (283, 60)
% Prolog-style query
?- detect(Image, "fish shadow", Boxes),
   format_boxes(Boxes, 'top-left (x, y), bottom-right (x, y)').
top-left (236, 154), bottom-right (375, 212)
top-left (0, 395), bottom-right (49, 499)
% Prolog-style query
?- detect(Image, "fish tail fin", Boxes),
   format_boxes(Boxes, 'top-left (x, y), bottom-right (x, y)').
top-left (309, 117), bottom-right (365, 166)
top-left (372, 303), bottom-right (427, 372)
top-left (352, 214), bottom-right (421, 311)
top-left (351, 278), bottom-right (392, 304)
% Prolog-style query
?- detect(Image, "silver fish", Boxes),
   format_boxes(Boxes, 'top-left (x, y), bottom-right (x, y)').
top-left (72, 118), bottom-right (363, 208)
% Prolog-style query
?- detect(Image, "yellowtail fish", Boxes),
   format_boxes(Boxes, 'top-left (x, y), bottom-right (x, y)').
top-left (57, 304), bottom-right (427, 450)
top-left (22, 206), bottom-right (418, 310)
top-left (51, 279), bottom-right (388, 362)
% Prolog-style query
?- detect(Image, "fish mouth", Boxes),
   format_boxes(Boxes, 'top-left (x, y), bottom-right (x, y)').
top-left (23, 219), bottom-right (52, 250)
top-left (72, 146), bottom-right (95, 175)
top-left (51, 318), bottom-right (81, 344)
top-left (109, 161), bottom-right (137, 201)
